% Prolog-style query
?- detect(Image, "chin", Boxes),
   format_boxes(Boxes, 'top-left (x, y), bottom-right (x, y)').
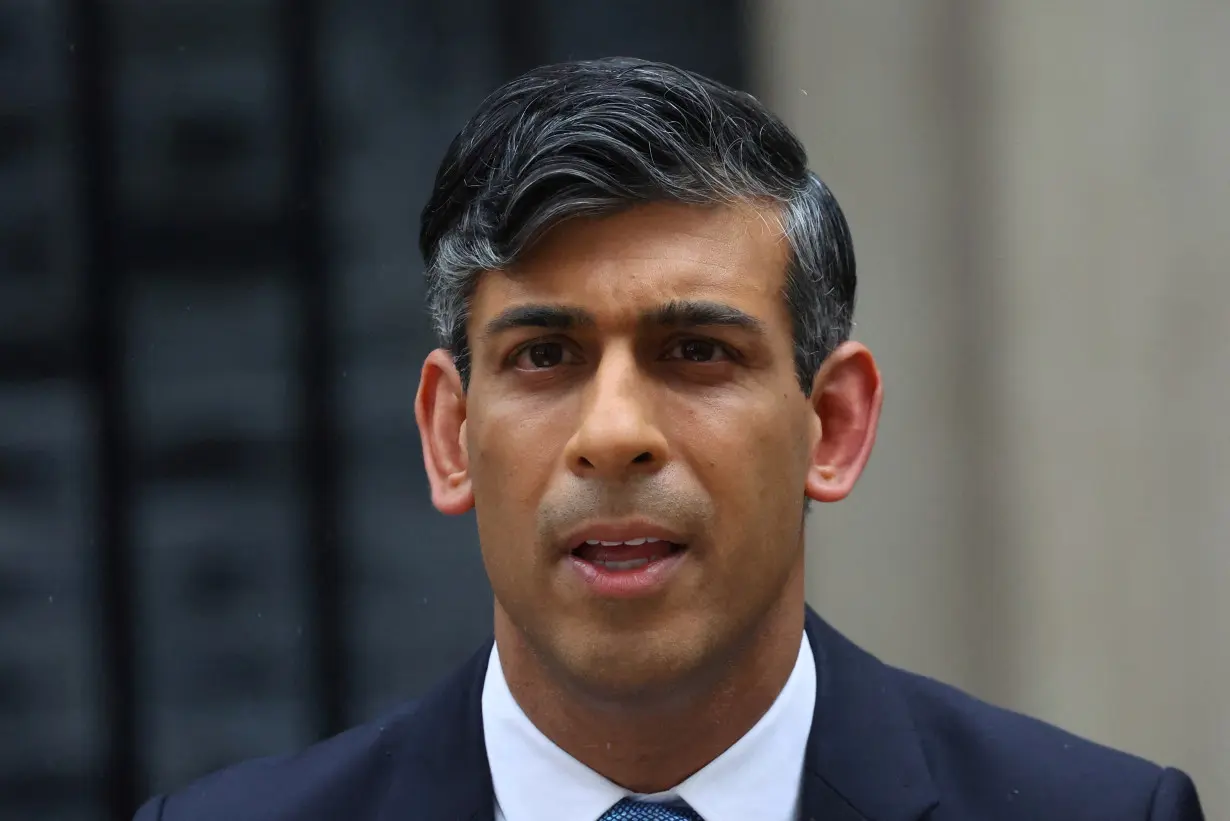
top-left (548, 619), bottom-right (721, 705)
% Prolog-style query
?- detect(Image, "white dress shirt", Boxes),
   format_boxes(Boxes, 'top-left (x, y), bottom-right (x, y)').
top-left (483, 633), bottom-right (816, 821)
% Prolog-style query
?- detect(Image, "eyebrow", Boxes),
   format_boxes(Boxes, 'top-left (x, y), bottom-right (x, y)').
top-left (481, 304), bottom-right (596, 339)
top-left (643, 299), bottom-right (766, 334)
top-left (481, 299), bottom-right (766, 340)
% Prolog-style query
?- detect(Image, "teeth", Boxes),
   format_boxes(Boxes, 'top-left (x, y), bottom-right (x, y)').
top-left (583, 536), bottom-right (664, 547)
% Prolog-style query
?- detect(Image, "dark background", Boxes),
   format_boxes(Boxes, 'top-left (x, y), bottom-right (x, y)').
top-left (0, 1), bottom-right (745, 819)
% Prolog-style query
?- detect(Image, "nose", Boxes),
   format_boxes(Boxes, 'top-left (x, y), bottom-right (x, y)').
top-left (563, 351), bottom-right (668, 479)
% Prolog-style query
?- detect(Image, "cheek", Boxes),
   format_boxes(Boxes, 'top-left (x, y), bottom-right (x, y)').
top-left (673, 392), bottom-right (810, 506)
top-left (468, 399), bottom-right (570, 509)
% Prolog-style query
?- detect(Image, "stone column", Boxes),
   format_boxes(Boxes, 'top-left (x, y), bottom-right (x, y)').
top-left (751, 1), bottom-right (1230, 813)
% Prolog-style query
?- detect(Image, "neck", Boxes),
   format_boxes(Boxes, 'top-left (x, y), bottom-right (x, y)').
top-left (496, 569), bottom-right (806, 794)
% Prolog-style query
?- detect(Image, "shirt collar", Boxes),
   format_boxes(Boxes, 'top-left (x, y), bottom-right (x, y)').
top-left (482, 633), bottom-right (816, 821)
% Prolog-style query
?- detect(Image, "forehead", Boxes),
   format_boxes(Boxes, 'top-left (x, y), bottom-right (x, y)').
top-left (470, 202), bottom-right (791, 321)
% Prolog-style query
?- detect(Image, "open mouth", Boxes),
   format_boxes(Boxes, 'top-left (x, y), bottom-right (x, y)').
top-left (570, 537), bottom-right (687, 571)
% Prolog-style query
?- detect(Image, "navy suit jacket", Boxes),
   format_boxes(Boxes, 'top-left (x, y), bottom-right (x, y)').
top-left (134, 608), bottom-right (1204, 820)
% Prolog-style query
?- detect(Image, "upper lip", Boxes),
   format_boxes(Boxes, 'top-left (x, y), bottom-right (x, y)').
top-left (561, 520), bottom-right (689, 553)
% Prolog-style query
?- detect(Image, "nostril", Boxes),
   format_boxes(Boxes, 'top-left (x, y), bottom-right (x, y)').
top-left (573, 452), bottom-right (656, 472)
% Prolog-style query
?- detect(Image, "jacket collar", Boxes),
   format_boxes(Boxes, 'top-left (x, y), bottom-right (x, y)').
top-left (375, 638), bottom-right (496, 821)
top-left (376, 607), bottom-right (938, 821)
top-left (800, 607), bottom-right (939, 821)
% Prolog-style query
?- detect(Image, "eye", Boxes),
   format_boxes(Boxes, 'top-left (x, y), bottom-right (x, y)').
top-left (665, 338), bottom-right (730, 363)
top-left (512, 340), bottom-right (574, 370)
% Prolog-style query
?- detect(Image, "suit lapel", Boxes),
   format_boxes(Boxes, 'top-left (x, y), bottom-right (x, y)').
top-left (801, 607), bottom-right (940, 821)
top-left (801, 771), bottom-right (883, 821)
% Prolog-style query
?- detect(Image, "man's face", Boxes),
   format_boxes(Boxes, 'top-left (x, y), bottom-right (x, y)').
top-left (456, 202), bottom-right (821, 699)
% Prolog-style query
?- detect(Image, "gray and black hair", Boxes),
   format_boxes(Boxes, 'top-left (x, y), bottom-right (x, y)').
top-left (419, 57), bottom-right (856, 395)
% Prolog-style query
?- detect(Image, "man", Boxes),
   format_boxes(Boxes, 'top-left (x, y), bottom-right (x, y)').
top-left (134, 58), bottom-right (1205, 821)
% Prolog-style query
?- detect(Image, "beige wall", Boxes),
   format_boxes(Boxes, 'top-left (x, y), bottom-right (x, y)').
top-left (752, 1), bottom-right (1229, 815)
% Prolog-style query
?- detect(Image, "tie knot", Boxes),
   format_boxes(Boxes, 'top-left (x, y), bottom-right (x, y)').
top-left (598, 797), bottom-right (704, 821)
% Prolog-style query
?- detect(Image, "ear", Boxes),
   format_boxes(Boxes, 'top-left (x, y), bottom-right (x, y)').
top-left (415, 348), bottom-right (474, 515)
top-left (804, 341), bottom-right (883, 504)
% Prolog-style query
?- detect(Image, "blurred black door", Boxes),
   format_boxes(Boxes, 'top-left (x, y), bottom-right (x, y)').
top-left (0, 1), bottom-right (746, 818)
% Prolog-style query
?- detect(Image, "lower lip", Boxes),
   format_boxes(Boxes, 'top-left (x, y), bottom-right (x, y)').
top-left (568, 548), bottom-right (688, 598)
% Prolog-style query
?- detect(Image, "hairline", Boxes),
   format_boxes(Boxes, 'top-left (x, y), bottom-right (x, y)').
top-left (435, 195), bottom-right (826, 391)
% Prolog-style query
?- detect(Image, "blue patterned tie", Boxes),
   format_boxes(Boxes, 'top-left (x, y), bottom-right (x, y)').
top-left (598, 797), bottom-right (704, 820)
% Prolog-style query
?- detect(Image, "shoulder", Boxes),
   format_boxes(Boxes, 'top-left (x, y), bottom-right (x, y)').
top-left (133, 640), bottom-right (495, 821)
top-left (134, 700), bottom-right (423, 821)
top-left (886, 666), bottom-right (1203, 819)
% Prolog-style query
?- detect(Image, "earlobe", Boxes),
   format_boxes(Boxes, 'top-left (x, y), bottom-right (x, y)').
top-left (415, 349), bottom-right (475, 515)
top-left (804, 341), bottom-right (883, 504)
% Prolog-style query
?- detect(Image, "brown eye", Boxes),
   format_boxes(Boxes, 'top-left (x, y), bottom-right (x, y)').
top-left (515, 341), bottom-right (568, 369)
top-left (667, 339), bottom-right (728, 363)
